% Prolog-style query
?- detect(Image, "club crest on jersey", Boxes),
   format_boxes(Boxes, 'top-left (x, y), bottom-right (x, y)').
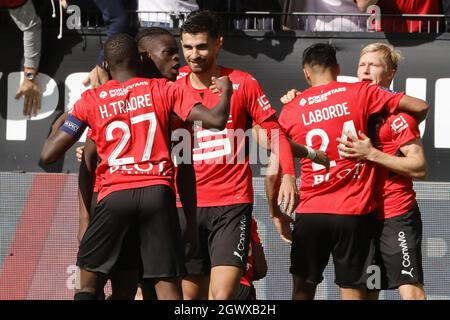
top-left (299, 98), bottom-right (307, 106)
top-left (99, 91), bottom-right (108, 99)
top-left (391, 115), bottom-right (409, 133)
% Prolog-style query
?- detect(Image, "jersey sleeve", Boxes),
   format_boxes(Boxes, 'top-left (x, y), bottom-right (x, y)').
top-left (165, 82), bottom-right (201, 121)
top-left (357, 82), bottom-right (405, 116)
top-left (62, 93), bottom-right (89, 137)
top-left (243, 74), bottom-right (276, 125)
top-left (69, 93), bottom-right (89, 123)
top-left (389, 112), bottom-right (421, 149)
top-left (278, 104), bottom-right (294, 138)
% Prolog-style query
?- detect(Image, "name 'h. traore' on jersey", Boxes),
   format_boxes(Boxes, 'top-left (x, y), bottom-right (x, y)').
top-left (66, 77), bottom-right (200, 201)
top-left (279, 81), bottom-right (405, 215)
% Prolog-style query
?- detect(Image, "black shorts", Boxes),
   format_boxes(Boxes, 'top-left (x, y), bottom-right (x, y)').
top-left (236, 284), bottom-right (256, 300)
top-left (178, 203), bottom-right (252, 275)
top-left (374, 203), bottom-right (423, 290)
top-left (89, 192), bottom-right (140, 273)
top-left (77, 185), bottom-right (186, 279)
top-left (290, 212), bottom-right (375, 288)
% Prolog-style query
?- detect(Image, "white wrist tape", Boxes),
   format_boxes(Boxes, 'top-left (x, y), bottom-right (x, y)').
top-left (306, 146), bottom-right (317, 161)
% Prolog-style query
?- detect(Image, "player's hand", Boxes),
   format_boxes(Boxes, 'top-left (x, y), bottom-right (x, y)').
top-left (209, 76), bottom-right (232, 95)
top-left (82, 65), bottom-right (109, 88)
top-left (337, 130), bottom-right (374, 161)
top-left (76, 146), bottom-right (85, 162)
top-left (313, 150), bottom-right (330, 172)
top-left (15, 77), bottom-right (41, 117)
top-left (271, 210), bottom-right (294, 244)
top-left (280, 88), bottom-right (301, 104)
top-left (277, 174), bottom-right (299, 216)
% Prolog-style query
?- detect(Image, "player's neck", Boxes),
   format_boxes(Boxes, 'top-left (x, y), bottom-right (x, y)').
top-left (310, 74), bottom-right (336, 87)
top-left (111, 70), bottom-right (139, 83)
top-left (189, 64), bottom-right (221, 90)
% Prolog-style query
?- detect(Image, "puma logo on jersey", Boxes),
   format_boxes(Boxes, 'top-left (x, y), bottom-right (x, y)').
top-left (401, 268), bottom-right (414, 278)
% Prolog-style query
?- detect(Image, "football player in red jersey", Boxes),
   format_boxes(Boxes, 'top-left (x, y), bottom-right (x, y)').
top-left (267, 43), bottom-right (428, 300)
top-left (41, 33), bottom-right (233, 300)
top-left (75, 27), bottom-right (184, 300)
top-left (175, 10), bottom-right (327, 300)
top-left (279, 43), bottom-right (427, 300)
top-left (336, 43), bottom-right (426, 300)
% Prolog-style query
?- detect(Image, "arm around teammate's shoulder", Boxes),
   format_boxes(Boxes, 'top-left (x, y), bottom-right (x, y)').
top-left (397, 95), bottom-right (429, 123)
top-left (186, 76), bottom-right (233, 130)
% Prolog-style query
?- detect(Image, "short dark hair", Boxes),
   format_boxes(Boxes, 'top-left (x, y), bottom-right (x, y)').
top-left (181, 10), bottom-right (222, 39)
top-left (135, 27), bottom-right (174, 45)
top-left (104, 33), bottom-right (139, 69)
top-left (302, 43), bottom-right (338, 68)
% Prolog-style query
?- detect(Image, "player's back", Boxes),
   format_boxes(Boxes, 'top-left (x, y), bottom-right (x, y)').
top-left (279, 80), bottom-right (404, 215)
top-left (75, 77), bottom-right (181, 201)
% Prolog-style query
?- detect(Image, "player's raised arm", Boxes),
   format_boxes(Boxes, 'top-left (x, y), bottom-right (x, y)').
top-left (397, 95), bottom-right (429, 123)
top-left (40, 112), bottom-right (86, 164)
top-left (186, 76), bottom-right (233, 130)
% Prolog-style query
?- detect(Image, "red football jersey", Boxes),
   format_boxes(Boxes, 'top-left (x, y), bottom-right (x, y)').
top-left (240, 217), bottom-right (261, 287)
top-left (176, 66), bottom-right (276, 207)
top-left (69, 77), bottom-right (200, 201)
top-left (279, 81), bottom-right (404, 215)
top-left (374, 112), bottom-right (420, 219)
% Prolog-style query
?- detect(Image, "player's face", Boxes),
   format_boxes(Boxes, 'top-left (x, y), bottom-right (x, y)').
top-left (181, 32), bottom-right (222, 74)
top-left (142, 34), bottom-right (180, 81)
top-left (357, 51), bottom-right (394, 87)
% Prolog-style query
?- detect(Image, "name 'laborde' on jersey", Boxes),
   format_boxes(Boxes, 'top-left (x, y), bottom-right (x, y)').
top-left (302, 102), bottom-right (351, 126)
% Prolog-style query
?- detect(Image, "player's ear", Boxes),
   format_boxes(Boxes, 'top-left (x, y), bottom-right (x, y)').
top-left (139, 52), bottom-right (146, 63)
top-left (303, 67), bottom-right (310, 82)
top-left (335, 64), bottom-right (341, 77)
top-left (217, 36), bottom-right (224, 48)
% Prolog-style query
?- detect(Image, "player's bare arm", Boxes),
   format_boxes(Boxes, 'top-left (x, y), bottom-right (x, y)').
top-left (77, 137), bottom-right (98, 243)
top-left (264, 153), bottom-right (294, 244)
top-left (186, 75), bottom-right (232, 130)
top-left (252, 124), bottom-right (330, 171)
top-left (397, 95), bottom-right (429, 123)
top-left (337, 131), bottom-right (427, 179)
top-left (40, 113), bottom-right (84, 164)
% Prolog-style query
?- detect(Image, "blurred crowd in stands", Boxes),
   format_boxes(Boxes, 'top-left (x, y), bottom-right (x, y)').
top-left (1, 0), bottom-right (449, 117)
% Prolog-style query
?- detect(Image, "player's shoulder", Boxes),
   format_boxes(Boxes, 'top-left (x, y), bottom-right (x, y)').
top-left (385, 112), bottom-right (418, 132)
top-left (224, 67), bottom-right (256, 83)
